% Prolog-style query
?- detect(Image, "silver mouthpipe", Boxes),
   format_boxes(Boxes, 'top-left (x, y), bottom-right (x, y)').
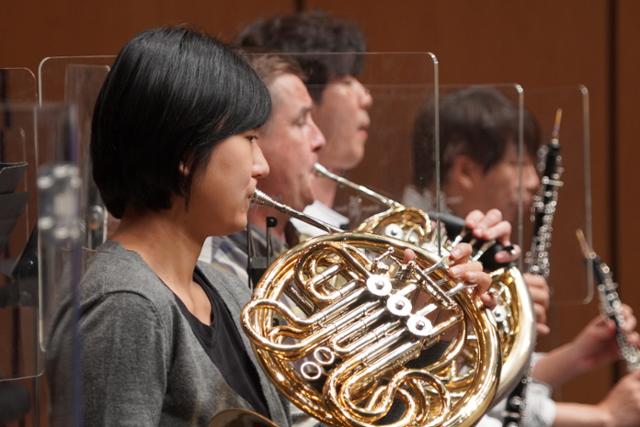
top-left (251, 189), bottom-right (342, 234)
top-left (313, 163), bottom-right (403, 209)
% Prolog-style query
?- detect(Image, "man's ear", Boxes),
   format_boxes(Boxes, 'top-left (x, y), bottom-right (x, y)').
top-left (449, 155), bottom-right (482, 191)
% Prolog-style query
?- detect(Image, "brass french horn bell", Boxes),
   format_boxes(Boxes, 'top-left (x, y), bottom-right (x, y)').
top-left (241, 189), bottom-right (500, 427)
top-left (313, 164), bottom-right (535, 404)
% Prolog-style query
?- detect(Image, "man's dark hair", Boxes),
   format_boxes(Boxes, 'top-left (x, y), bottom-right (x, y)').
top-left (412, 86), bottom-right (540, 190)
top-left (236, 11), bottom-right (366, 101)
top-left (91, 26), bottom-right (271, 219)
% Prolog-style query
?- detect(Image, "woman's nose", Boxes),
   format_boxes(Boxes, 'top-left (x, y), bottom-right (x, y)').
top-left (252, 143), bottom-right (270, 178)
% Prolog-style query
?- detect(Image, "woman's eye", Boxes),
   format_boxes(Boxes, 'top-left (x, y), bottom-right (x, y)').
top-left (246, 134), bottom-right (258, 143)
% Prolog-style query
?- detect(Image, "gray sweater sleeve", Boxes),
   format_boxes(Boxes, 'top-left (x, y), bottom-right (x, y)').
top-left (80, 292), bottom-right (169, 426)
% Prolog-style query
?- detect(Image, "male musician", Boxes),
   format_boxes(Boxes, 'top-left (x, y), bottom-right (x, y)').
top-left (410, 86), bottom-right (640, 427)
top-left (407, 86), bottom-right (539, 228)
top-left (406, 86), bottom-right (551, 334)
top-left (237, 10), bottom-right (372, 230)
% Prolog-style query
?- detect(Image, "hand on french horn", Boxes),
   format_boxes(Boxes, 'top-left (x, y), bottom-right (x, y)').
top-left (402, 243), bottom-right (494, 308)
top-left (464, 208), bottom-right (521, 264)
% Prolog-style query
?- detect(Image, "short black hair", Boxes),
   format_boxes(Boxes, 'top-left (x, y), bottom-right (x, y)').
top-left (236, 11), bottom-right (366, 101)
top-left (91, 26), bottom-right (271, 219)
top-left (412, 86), bottom-right (540, 190)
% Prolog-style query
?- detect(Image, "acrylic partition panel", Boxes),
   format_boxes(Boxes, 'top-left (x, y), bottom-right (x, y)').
top-left (0, 103), bottom-right (84, 427)
top-left (38, 56), bottom-right (113, 106)
top-left (39, 57), bottom-right (114, 250)
top-left (36, 103), bottom-right (84, 426)
top-left (0, 102), bottom-right (39, 382)
top-left (0, 69), bottom-right (39, 424)
top-left (420, 84), bottom-right (526, 261)
top-left (272, 52), bottom-right (440, 249)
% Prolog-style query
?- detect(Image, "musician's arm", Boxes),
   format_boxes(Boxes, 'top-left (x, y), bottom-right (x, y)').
top-left (76, 293), bottom-right (166, 426)
top-left (533, 305), bottom-right (638, 388)
top-left (552, 370), bottom-right (640, 427)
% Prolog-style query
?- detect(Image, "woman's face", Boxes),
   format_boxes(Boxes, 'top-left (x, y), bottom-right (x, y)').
top-left (186, 131), bottom-right (269, 238)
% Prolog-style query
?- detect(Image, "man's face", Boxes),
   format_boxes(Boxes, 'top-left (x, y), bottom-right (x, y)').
top-left (257, 73), bottom-right (326, 211)
top-left (448, 144), bottom-right (540, 225)
top-left (311, 75), bottom-right (373, 171)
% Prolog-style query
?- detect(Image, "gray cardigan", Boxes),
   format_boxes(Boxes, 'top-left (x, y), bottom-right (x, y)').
top-left (46, 240), bottom-right (290, 427)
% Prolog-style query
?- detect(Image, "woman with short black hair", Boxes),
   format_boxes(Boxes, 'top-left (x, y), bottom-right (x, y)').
top-left (46, 26), bottom-right (290, 426)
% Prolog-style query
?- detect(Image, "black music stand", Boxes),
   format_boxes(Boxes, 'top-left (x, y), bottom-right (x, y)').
top-left (0, 161), bottom-right (33, 423)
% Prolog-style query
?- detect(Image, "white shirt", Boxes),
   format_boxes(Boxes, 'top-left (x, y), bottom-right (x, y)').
top-left (290, 200), bottom-right (349, 237)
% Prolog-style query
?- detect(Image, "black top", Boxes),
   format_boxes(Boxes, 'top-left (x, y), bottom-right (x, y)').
top-left (175, 271), bottom-right (271, 419)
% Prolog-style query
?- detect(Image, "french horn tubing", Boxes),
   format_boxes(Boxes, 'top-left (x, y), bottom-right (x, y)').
top-left (313, 164), bottom-right (535, 404)
top-left (242, 190), bottom-right (500, 427)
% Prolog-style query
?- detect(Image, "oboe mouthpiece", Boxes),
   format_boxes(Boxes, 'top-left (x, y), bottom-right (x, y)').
top-left (575, 228), bottom-right (595, 260)
top-left (552, 108), bottom-right (563, 141)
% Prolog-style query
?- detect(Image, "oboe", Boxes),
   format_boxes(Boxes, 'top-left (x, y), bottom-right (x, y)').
top-left (503, 109), bottom-right (564, 427)
top-left (576, 229), bottom-right (640, 371)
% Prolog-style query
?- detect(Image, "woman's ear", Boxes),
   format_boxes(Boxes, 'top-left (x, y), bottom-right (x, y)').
top-left (449, 155), bottom-right (482, 191)
top-left (178, 161), bottom-right (190, 176)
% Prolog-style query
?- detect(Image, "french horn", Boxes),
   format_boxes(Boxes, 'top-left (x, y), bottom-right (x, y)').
top-left (241, 190), bottom-right (500, 427)
top-left (313, 164), bottom-right (535, 404)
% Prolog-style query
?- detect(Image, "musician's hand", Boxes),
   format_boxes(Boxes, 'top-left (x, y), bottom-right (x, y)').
top-left (447, 242), bottom-right (495, 307)
top-left (570, 305), bottom-right (638, 373)
top-left (597, 369), bottom-right (640, 427)
top-left (620, 305), bottom-right (640, 348)
top-left (464, 209), bottom-right (521, 264)
top-left (534, 306), bottom-right (638, 387)
top-left (554, 370), bottom-right (640, 427)
top-left (402, 247), bottom-right (494, 308)
top-left (524, 273), bottom-right (551, 335)
top-left (402, 248), bottom-right (417, 263)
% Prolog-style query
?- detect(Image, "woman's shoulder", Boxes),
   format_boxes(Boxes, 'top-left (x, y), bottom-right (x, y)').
top-left (80, 241), bottom-right (176, 311)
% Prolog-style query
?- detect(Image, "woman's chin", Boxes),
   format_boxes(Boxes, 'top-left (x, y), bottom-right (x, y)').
top-left (214, 218), bottom-right (247, 237)
top-left (233, 217), bottom-right (248, 232)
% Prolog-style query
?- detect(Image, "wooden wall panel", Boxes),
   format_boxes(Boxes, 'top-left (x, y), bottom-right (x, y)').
top-left (616, 0), bottom-right (640, 376)
top-left (0, 0), bottom-right (294, 72)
